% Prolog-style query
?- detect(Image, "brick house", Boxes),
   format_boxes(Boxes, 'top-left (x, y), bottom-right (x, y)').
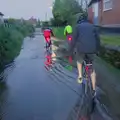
top-left (28, 17), bottom-right (37, 27)
top-left (88, 0), bottom-right (120, 27)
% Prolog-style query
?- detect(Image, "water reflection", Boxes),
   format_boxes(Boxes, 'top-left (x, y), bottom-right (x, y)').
top-left (0, 62), bottom-right (15, 120)
top-left (0, 62), bottom-right (15, 82)
top-left (67, 93), bottom-right (95, 120)
top-left (0, 82), bottom-right (9, 120)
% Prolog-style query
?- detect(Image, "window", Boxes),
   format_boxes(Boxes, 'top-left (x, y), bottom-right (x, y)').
top-left (103, 0), bottom-right (112, 11)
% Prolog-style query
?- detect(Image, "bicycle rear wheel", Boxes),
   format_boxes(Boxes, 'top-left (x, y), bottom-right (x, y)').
top-left (82, 62), bottom-right (88, 95)
top-left (87, 67), bottom-right (95, 113)
top-left (82, 62), bottom-right (95, 114)
top-left (87, 65), bottom-right (94, 97)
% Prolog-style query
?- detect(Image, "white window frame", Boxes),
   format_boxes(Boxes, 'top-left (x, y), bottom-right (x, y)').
top-left (103, 0), bottom-right (112, 11)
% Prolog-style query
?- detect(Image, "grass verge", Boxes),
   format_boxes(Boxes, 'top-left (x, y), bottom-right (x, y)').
top-left (53, 27), bottom-right (120, 46)
top-left (100, 35), bottom-right (120, 46)
top-left (53, 27), bottom-right (66, 40)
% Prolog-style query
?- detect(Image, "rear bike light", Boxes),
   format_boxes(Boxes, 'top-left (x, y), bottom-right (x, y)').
top-left (46, 37), bottom-right (50, 41)
top-left (85, 66), bottom-right (89, 72)
top-left (68, 37), bottom-right (72, 41)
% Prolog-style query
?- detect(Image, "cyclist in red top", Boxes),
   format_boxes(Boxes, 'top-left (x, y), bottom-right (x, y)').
top-left (43, 28), bottom-right (54, 51)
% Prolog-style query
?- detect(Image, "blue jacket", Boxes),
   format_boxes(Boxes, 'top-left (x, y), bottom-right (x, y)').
top-left (69, 20), bottom-right (100, 54)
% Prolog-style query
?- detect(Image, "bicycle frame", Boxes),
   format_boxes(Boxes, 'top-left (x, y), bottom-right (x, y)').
top-left (82, 57), bottom-right (93, 96)
top-left (44, 44), bottom-right (55, 71)
top-left (76, 59), bottom-right (94, 120)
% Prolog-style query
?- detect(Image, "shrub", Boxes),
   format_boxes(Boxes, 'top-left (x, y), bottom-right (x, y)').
top-left (0, 22), bottom-right (34, 71)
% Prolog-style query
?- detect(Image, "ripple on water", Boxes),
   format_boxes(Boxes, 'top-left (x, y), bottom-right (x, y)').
top-left (0, 62), bottom-right (15, 82)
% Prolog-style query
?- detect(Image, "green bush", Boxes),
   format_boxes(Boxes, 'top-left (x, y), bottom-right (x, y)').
top-left (53, 27), bottom-right (66, 40)
top-left (100, 46), bottom-right (120, 69)
top-left (0, 22), bottom-right (34, 71)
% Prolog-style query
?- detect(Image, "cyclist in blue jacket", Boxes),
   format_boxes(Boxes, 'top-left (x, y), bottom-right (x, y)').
top-left (69, 14), bottom-right (100, 96)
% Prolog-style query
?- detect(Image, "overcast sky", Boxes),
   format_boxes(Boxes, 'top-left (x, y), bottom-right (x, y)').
top-left (0, 0), bottom-right (53, 20)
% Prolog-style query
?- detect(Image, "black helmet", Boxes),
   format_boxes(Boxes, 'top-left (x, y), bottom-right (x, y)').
top-left (66, 21), bottom-right (69, 25)
top-left (77, 13), bottom-right (88, 23)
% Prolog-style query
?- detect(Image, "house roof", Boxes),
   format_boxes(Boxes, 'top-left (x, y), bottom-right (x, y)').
top-left (88, 0), bottom-right (101, 7)
top-left (0, 12), bottom-right (4, 16)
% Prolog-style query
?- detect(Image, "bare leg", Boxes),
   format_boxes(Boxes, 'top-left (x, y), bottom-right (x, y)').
top-left (91, 70), bottom-right (96, 91)
top-left (51, 52), bottom-right (56, 61)
top-left (77, 61), bottom-right (82, 78)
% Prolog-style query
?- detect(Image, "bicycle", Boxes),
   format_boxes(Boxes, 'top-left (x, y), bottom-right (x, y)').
top-left (82, 54), bottom-right (93, 96)
top-left (45, 43), bottom-right (52, 53)
top-left (76, 55), bottom-right (95, 120)
top-left (44, 42), bottom-right (55, 71)
top-left (45, 37), bottom-right (52, 53)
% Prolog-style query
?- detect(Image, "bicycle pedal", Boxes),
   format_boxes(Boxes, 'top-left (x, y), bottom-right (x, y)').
top-left (77, 78), bottom-right (83, 84)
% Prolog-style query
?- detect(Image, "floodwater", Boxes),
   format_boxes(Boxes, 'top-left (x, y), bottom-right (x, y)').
top-left (0, 29), bottom-right (113, 120)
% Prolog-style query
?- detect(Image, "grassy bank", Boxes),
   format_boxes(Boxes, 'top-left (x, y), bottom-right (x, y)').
top-left (53, 27), bottom-right (66, 40)
top-left (53, 27), bottom-right (120, 46)
top-left (101, 35), bottom-right (120, 45)
top-left (0, 23), bottom-right (34, 71)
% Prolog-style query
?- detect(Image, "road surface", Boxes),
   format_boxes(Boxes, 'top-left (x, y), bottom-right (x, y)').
top-left (0, 29), bottom-right (112, 120)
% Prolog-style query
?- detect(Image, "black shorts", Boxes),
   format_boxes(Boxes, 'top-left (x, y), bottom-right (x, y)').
top-left (76, 53), bottom-right (95, 64)
top-left (46, 41), bottom-right (51, 48)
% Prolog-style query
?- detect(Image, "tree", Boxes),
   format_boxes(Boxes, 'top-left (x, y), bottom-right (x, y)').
top-left (52, 0), bottom-right (65, 25)
top-left (52, 0), bottom-right (83, 25)
top-left (36, 19), bottom-right (41, 27)
top-left (41, 21), bottom-right (49, 27)
top-left (79, 0), bottom-right (90, 12)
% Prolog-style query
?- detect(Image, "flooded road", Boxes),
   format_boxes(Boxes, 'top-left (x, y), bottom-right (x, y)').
top-left (0, 35), bottom-right (79, 120)
top-left (0, 30), bottom-right (113, 120)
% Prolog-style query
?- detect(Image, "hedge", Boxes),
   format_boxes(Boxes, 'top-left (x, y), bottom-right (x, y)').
top-left (0, 22), bottom-right (34, 72)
